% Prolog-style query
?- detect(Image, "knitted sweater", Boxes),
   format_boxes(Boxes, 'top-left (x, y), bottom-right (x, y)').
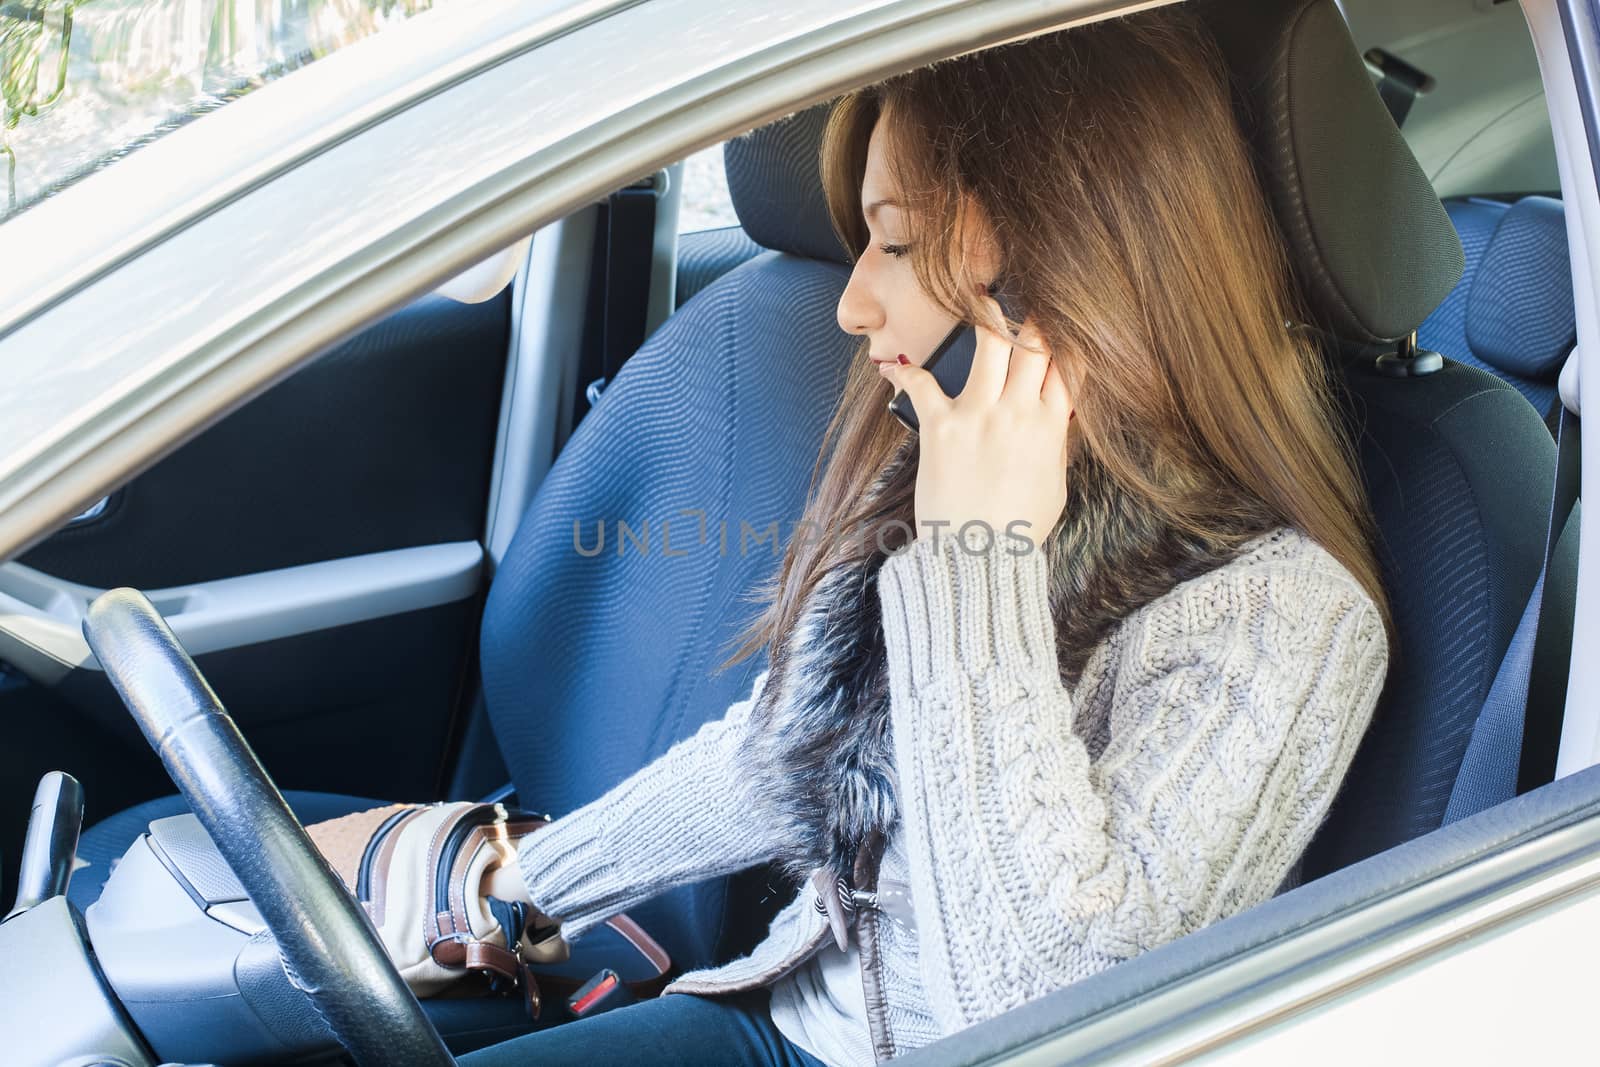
top-left (514, 524), bottom-right (1389, 1060)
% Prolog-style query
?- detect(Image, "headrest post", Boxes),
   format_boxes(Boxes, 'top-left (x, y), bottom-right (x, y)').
top-left (1375, 328), bottom-right (1444, 379)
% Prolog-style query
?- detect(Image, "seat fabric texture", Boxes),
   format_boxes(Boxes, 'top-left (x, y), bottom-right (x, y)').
top-left (675, 225), bottom-right (765, 309)
top-left (1418, 195), bottom-right (1574, 419)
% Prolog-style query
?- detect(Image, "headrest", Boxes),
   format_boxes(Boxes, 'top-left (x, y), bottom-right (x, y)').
top-left (1196, 0), bottom-right (1465, 343)
top-left (1466, 196), bottom-right (1575, 381)
top-left (724, 103), bottom-right (850, 264)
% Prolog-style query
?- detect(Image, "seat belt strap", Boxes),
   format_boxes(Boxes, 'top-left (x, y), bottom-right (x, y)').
top-left (1517, 404), bottom-right (1582, 793)
top-left (583, 177), bottom-right (659, 412)
top-left (1443, 570), bottom-right (1546, 822)
top-left (1444, 404), bottom-right (1581, 823)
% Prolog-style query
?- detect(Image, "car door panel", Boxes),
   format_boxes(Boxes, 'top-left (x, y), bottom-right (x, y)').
top-left (18, 292), bottom-right (509, 587)
top-left (1, 289), bottom-right (510, 904)
top-left (0, 541), bottom-right (482, 685)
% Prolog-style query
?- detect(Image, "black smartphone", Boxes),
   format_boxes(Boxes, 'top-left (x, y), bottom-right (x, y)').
top-left (887, 278), bottom-right (1028, 432)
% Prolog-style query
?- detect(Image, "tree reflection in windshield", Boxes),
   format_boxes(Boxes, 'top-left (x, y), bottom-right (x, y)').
top-left (0, 0), bottom-right (441, 222)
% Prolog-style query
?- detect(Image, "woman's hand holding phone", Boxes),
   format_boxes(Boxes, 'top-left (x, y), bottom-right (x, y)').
top-left (882, 288), bottom-right (1073, 552)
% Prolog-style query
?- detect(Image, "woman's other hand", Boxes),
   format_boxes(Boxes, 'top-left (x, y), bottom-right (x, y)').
top-left (484, 842), bottom-right (570, 963)
top-left (484, 844), bottom-right (535, 905)
top-left (884, 290), bottom-right (1074, 551)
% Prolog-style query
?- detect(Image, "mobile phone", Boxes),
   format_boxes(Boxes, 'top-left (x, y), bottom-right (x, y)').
top-left (887, 278), bottom-right (1028, 433)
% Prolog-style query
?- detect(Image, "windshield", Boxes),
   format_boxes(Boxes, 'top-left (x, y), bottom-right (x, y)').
top-left (1, 0), bottom-right (450, 225)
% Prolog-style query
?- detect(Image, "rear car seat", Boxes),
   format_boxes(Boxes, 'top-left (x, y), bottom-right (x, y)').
top-left (1418, 194), bottom-right (1575, 425)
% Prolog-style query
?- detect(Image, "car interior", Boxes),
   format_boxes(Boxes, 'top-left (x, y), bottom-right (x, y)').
top-left (0, 0), bottom-right (1586, 1062)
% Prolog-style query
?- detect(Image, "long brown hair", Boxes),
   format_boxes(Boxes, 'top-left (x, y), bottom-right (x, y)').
top-left (717, 5), bottom-right (1392, 686)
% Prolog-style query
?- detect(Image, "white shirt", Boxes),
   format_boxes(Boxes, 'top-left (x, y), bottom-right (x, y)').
top-left (767, 928), bottom-right (876, 1067)
top-left (767, 830), bottom-right (920, 1067)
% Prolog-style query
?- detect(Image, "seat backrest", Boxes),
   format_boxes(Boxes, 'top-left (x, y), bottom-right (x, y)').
top-left (1309, 348), bottom-right (1556, 873)
top-left (1418, 195), bottom-right (1575, 420)
top-left (479, 104), bottom-right (853, 973)
top-left (1196, 0), bottom-right (1568, 878)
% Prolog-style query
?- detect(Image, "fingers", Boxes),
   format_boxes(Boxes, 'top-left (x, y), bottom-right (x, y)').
top-left (962, 289), bottom-right (1014, 403)
top-left (1041, 356), bottom-right (1073, 418)
top-left (885, 358), bottom-right (951, 426)
top-left (963, 291), bottom-right (1055, 409)
top-left (889, 290), bottom-right (1067, 433)
top-left (1004, 316), bottom-right (1050, 401)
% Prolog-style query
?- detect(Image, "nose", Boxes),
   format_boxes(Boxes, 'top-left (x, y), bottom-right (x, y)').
top-left (836, 267), bottom-right (884, 338)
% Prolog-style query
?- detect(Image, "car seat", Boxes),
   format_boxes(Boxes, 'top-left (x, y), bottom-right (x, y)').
top-left (1191, 0), bottom-right (1575, 878)
top-left (1419, 195), bottom-right (1575, 424)
top-left (675, 225), bottom-right (765, 310)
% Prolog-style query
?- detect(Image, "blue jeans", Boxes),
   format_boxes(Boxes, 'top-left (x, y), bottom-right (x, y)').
top-left (458, 988), bottom-right (832, 1067)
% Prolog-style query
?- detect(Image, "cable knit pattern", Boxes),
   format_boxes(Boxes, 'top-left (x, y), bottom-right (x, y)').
top-left (512, 523), bottom-right (1388, 1061)
top-left (874, 525), bottom-right (1388, 1036)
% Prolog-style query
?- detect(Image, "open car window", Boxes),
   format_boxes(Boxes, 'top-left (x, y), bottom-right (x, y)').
top-left (677, 141), bottom-right (738, 233)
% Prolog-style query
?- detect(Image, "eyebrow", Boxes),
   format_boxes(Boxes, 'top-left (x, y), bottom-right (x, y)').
top-left (863, 197), bottom-right (900, 221)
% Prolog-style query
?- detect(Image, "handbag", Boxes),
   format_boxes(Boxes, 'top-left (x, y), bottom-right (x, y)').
top-left (306, 799), bottom-right (672, 1020)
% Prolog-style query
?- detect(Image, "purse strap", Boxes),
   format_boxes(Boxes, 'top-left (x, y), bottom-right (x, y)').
top-left (521, 912), bottom-right (674, 1005)
top-left (417, 802), bottom-right (674, 1018)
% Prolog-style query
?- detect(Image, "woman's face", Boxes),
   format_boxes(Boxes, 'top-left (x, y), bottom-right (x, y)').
top-left (836, 109), bottom-right (996, 383)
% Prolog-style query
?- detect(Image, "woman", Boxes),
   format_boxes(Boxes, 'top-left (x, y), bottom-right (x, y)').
top-left (433, 7), bottom-right (1388, 1064)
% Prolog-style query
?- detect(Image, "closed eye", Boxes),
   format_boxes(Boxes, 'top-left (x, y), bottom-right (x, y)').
top-left (878, 242), bottom-right (909, 258)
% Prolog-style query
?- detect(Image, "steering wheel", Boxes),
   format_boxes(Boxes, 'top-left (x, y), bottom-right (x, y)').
top-left (82, 588), bottom-right (456, 1067)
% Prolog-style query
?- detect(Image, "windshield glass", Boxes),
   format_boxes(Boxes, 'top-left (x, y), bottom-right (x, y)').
top-left (1, 0), bottom-right (450, 224)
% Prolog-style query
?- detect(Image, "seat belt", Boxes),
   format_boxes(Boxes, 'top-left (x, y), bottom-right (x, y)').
top-left (580, 176), bottom-right (660, 416)
top-left (1517, 403), bottom-right (1582, 794)
top-left (1444, 402), bottom-right (1582, 823)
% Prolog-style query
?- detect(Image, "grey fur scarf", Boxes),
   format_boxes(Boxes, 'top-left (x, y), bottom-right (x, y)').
top-left (736, 435), bottom-right (1277, 892)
